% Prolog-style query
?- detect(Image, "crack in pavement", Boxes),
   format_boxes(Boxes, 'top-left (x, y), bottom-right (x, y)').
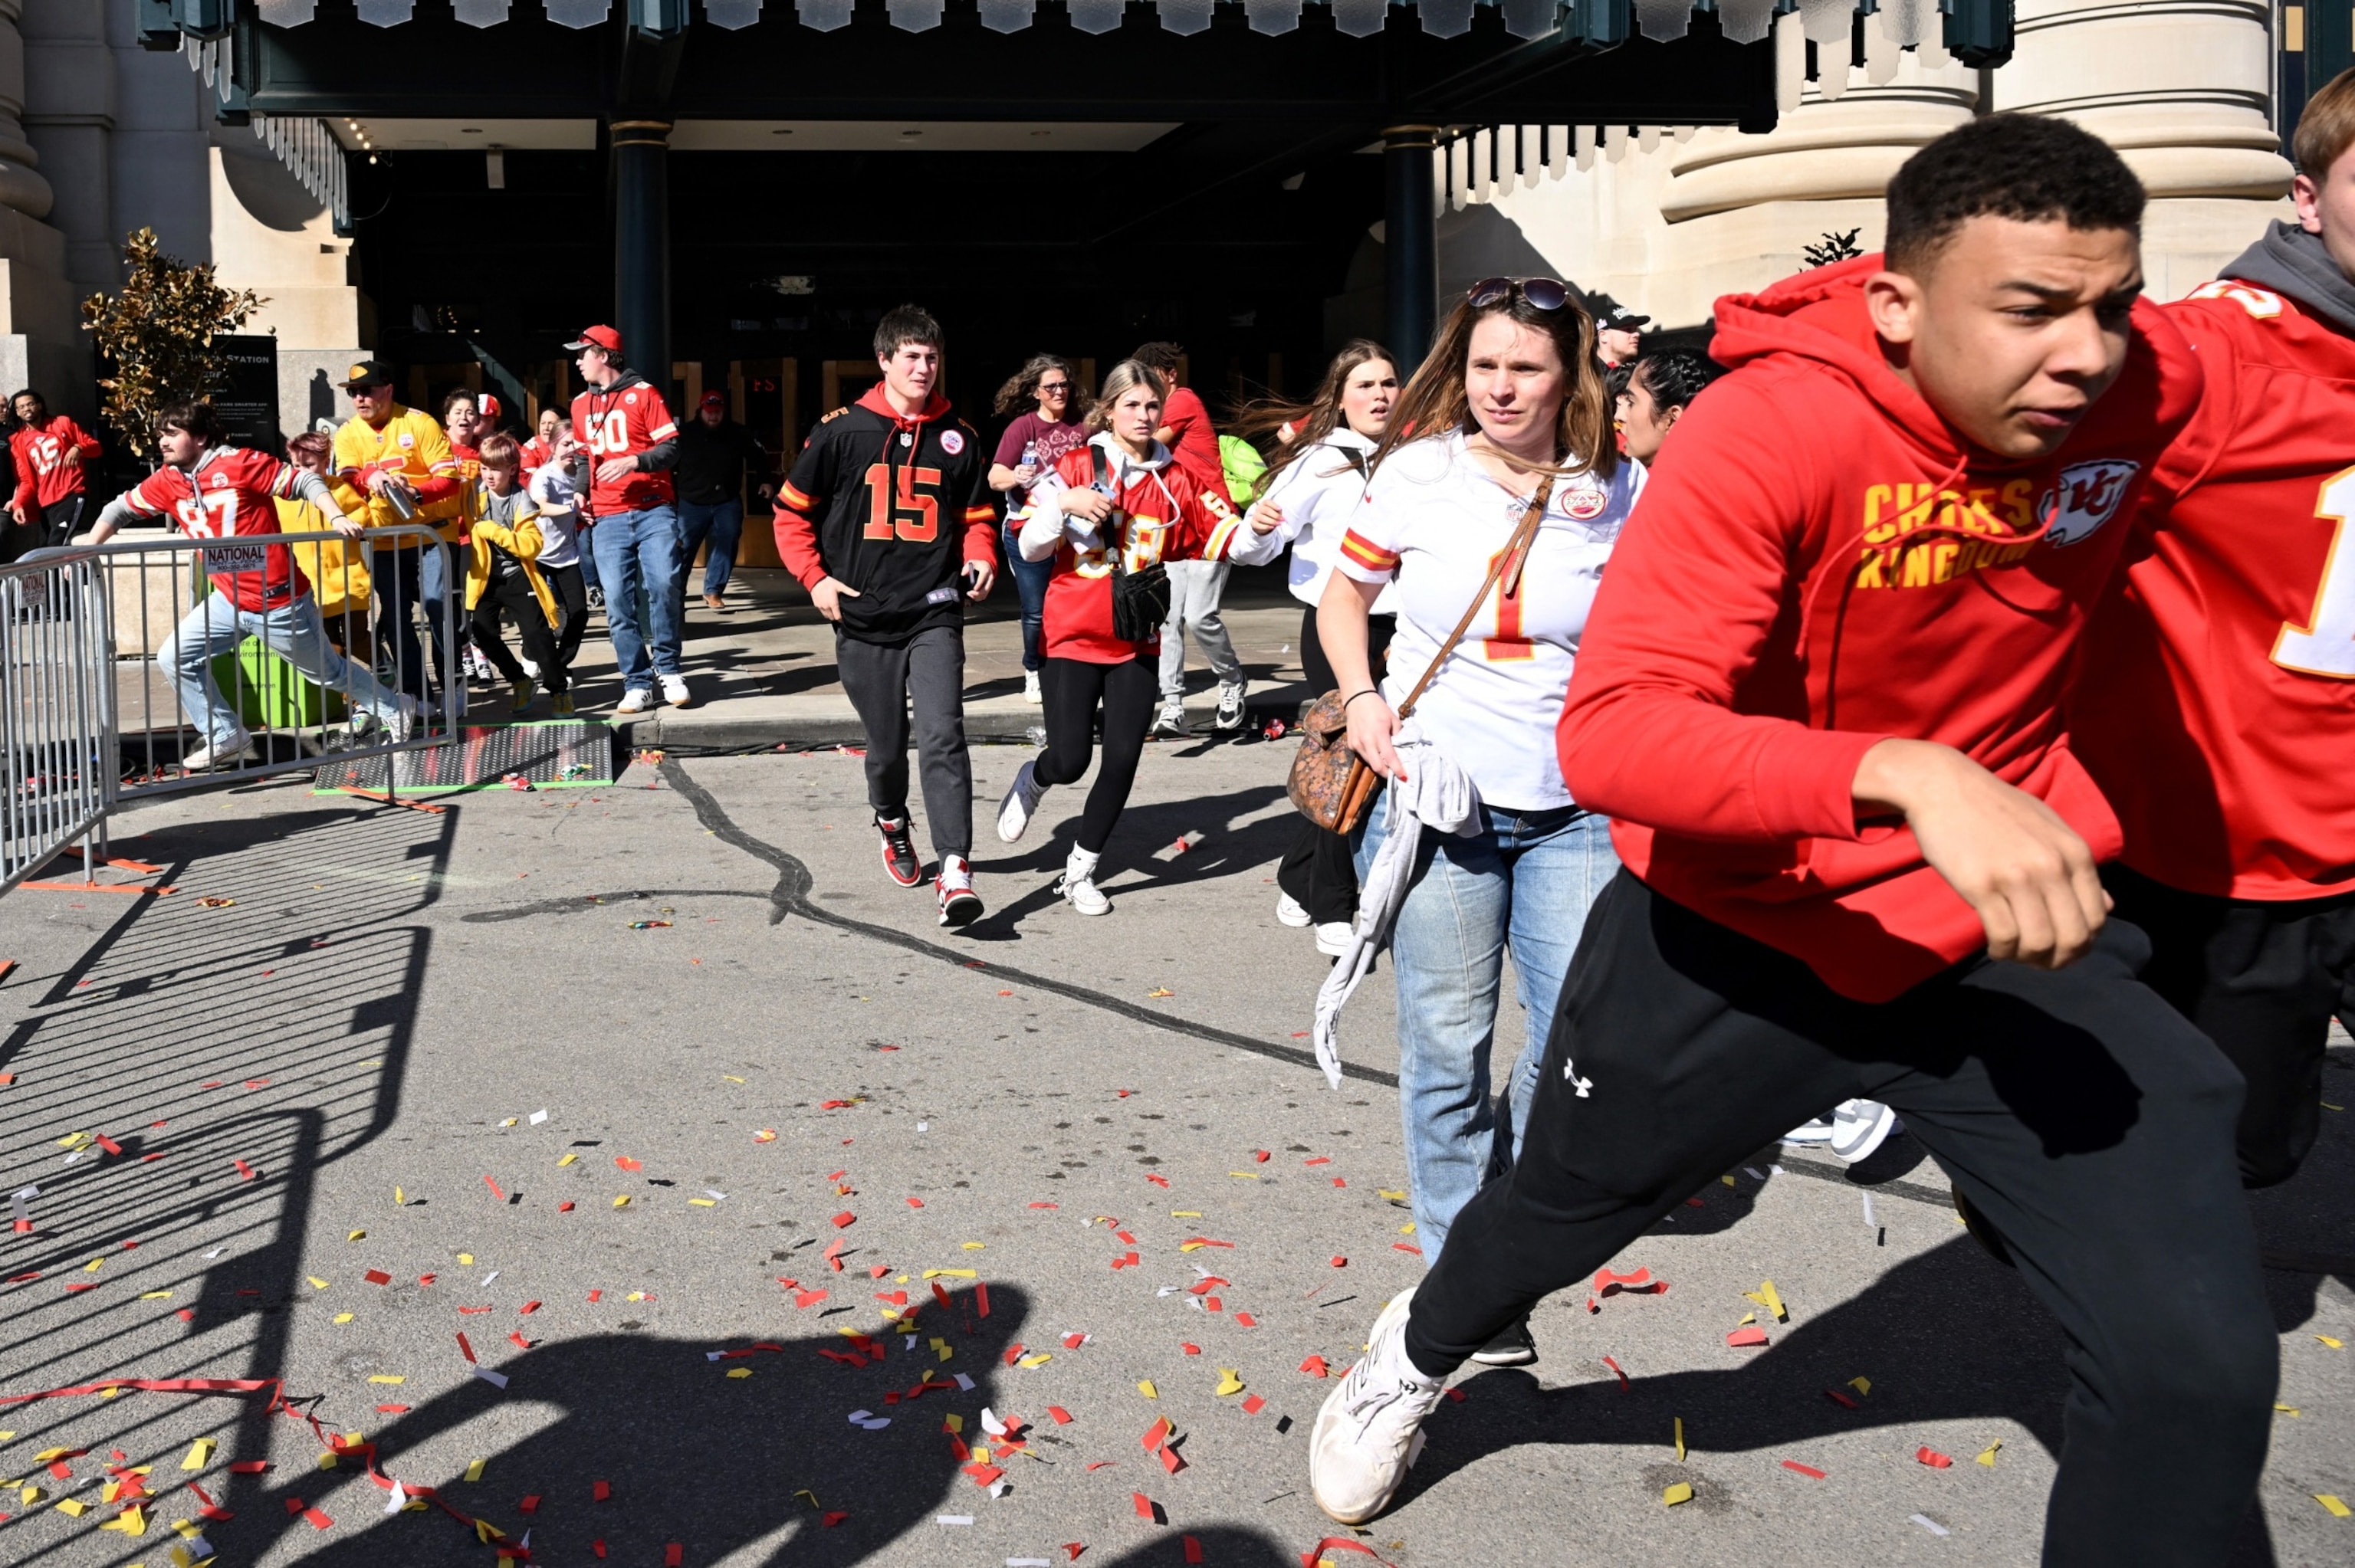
top-left (475, 759), bottom-right (1401, 1091)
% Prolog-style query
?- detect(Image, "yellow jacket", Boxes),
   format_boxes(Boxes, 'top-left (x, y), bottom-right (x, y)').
top-left (330, 405), bottom-right (466, 543)
top-left (273, 497), bottom-right (374, 617)
top-left (466, 490), bottom-right (560, 628)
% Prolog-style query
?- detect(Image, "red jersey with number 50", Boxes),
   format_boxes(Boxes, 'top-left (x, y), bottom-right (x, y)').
top-left (570, 374), bottom-right (678, 513)
top-left (117, 447), bottom-right (308, 613)
top-left (2074, 280), bottom-right (2355, 900)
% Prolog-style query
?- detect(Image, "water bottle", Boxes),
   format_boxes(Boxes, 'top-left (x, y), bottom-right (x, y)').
top-left (1021, 438), bottom-right (1039, 472)
top-left (383, 478), bottom-right (419, 522)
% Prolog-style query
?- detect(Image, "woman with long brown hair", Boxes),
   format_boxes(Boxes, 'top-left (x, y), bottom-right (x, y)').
top-left (1227, 340), bottom-right (1400, 954)
top-left (1315, 280), bottom-right (1642, 1366)
top-left (989, 354), bottom-right (1088, 705)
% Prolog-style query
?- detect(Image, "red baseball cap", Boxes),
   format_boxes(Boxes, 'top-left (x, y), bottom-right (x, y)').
top-left (563, 324), bottom-right (623, 354)
top-left (478, 392), bottom-right (502, 419)
top-left (700, 391), bottom-right (725, 411)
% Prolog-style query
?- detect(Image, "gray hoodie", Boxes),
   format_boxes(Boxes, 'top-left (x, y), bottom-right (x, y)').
top-left (2221, 220), bottom-right (2355, 336)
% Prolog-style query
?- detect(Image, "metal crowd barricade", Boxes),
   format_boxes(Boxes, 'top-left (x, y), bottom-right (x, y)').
top-left (0, 524), bottom-right (462, 894)
top-left (1, 548), bottom-right (114, 892)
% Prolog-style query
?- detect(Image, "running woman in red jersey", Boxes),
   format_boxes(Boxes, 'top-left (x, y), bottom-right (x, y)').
top-left (1306, 116), bottom-right (2277, 1567)
top-left (2071, 65), bottom-right (2355, 1190)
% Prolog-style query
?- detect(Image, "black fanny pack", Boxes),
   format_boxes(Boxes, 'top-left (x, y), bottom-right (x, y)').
top-left (1092, 445), bottom-right (1171, 642)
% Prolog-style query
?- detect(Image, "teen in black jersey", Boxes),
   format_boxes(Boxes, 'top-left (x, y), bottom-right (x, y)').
top-left (774, 304), bottom-right (998, 925)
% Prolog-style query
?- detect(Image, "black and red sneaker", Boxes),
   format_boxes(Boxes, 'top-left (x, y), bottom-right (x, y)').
top-left (876, 815), bottom-right (923, 887)
top-left (937, 854), bottom-right (984, 927)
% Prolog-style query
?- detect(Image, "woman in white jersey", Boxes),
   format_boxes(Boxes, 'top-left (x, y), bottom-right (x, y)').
top-left (1319, 278), bottom-right (1641, 1366)
top-left (1228, 342), bottom-right (1400, 956)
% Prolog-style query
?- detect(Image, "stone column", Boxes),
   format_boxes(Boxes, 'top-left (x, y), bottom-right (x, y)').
top-left (1992, 0), bottom-right (2291, 297)
top-left (1383, 126), bottom-right (1440, 376)
top-left (612, 118), bottom-right (672, 392)
top-left (0, 0), bottom-right (84, 415)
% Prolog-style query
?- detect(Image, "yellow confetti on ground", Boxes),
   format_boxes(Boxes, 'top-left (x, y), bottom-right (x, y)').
top-left (82, 1258), bottom-right (102, 1273)
top-left (333, 1313), bottom-right (354, 1324)
top-left (347, 1230), bottom-right (366, 1242)
top-left (724, 1074), bottom-right (747, 1083)
top-left (2317, 1335), bottom-right (2344, 1349)
top-left (307, 1277), bottom-right (328, 1290)
top-left (180, 1439), bottom-right (214, 1471)
top-left (1147, 988), bottom-right (1174, 999)
top-left (140, 1291), bottom-right (172, 1300)
top-left (1018, 1353), bottom-right (1053, 1369)
top-left (17, 1484), bottom-right (39, 1506)
top-left (366, 1376), bottom-right (406, 1386)
top-left (1171, 1211), bottom-right (1202, 1218)
top-left (557, 1153), bottom-right (578, 1167)
top-left (1378, 1189), bottom-right (1406, 1200)
top-left (465, 1458), bottom-right (488, 1482)
top-left (2275, 1403), bottom-right (2301, 1417)
top-left (961, 1242), bottom-right (985, 1251)
top-left (500, 1118), bottom-right (517, 1127)
top-left (394, 1186), bottom-right (404, 1206)
top-left (1137, 1380), bottom-right (1158, 1399)
top-left (2315, 1494), bottom-right (2351, 1518)
top-left (1720, 1174), bottom-right (1736, 1187)
top-left (1214, 1370), bottom-right (1245, 1396)
top-left (942, 1414), bottom-right (964, 1434)
top-left (1663, 1483), bottom-right (1693, 1507)
top-left (56, 1132), bottom-right (87, 1149)
top-left (1227, 1173), bottom-right (1261, 1180)
top-left (458, 1252), bottom-right (475, 1265)
top-left (1848, 1376), bottom-right (1871, 1396)
top-left (726, 1369), bottom-right (751, 1379)
top-left (56, 1498), bottom-right (86, 1517)
top-left (794, 1490), bottom-right (822, 1507)
top-left (1743, 1281), bottom-right (1787, 1322)
top-left (613, 1196), bottom-right (630, 1208)
top-left (922, 1268), bottom-right (977, 1280)
top-left (101, 1503), bottom-right (148, 1536)
top-left (1977, 1442), bottom-right (2002, 1468)
top-left (689, 1198), bottom-right (717, 1207)
top-left (1737, 1313), bottom-right (1756, 1326)
top-left (1674, 1417), bottom-right (1685, 1462)
top-left (1400, 1224), bottom-right (1417, 1235)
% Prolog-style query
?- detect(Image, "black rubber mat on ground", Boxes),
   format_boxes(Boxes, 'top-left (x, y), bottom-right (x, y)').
top-left (311, 720), bottom-right (614, 794)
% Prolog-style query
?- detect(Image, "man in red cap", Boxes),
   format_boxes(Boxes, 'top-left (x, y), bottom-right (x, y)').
top-left (674, 388), bottom-right (771, 613)
top-left (566, 324), bottom-right (688, 713)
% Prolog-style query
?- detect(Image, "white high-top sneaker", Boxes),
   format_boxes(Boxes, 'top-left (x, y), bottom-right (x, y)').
top-left (1309, 1287), bottom-right (1448, 1524)
top-left (997, 759), bottom-right (1048, 843)
top-left (1053, 845), bottom-right (1110, 916)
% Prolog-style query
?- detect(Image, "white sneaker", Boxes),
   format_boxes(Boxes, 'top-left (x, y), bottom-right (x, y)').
top-left (661, 674), bottom-right (691, 708)
top-left (1215, 679), bottom-right (1247, 730)
top-left (1054, 845), bottom-right (1110, 916)
top-left (1276, 892), bottom-right (1312, 928)
top-left (386, 694), bottom-right (418, 745)
top-left (1781, 1117), bottom-right (1836, 1146)
top-left (179, 735), bottom-right (258, 772)
top-left (1150, 701), bottom-right (1189, 739)
top-left (1309, 1287), bottom-right (1447, 1525)
top-left (997, 759), bottom-right (1048, 843)
top-left (521, 657), bottom-right (541, 680)
top-left (1315, 920), bottom-right (1353, 957)
top-left (1829, 1098), bottom-right (1900, 1164)
top-left (615, 687), bottom-right (655, 715)
top-left (1023, 669), bottom-right (1043, 706)
top-left (936, 854), bottom-right (984, 927)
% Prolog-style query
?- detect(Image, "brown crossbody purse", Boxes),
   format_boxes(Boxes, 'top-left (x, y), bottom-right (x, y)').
top-left (1287, 475), bottom-right (1554, 834)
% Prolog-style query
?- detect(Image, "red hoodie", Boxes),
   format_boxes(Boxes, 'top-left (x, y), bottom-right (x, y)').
top-left (1556, 256), bottom-right (2203, 1002)
top-left (11, 416), bottom-right (103, 510)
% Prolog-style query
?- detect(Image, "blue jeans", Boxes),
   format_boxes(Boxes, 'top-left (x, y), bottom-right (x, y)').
top-left (588, 504), bottom-right (685, 687)
top-left (1360, 797), bottom-right (1621, 1263)
top-left (677, 497), bottom-right (744, 602)
top-left (1001, 518), bottom-right (1052, 672)
top-left (163, 590), bottom-right (408, 748)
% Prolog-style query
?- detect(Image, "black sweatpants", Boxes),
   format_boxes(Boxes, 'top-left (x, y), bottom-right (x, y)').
top-left (469, 572), bottom-right (566, 694)
top-left (544, 561), bottom-right (590, 674)
top-left (1036, 654), bottom-right (1156, 855)
top-left (836, 623), bottom-right (972, 861)
top-left (1276, 605), bottom-right (1394, 924)
top-left (2104, 862), bottom-right (2355, 1188)
top-left (1407, 871), bottom-right (2275, 1568)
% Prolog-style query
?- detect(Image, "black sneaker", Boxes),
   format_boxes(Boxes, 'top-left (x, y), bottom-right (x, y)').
top-left (876, 815), bottom-right (922, 887)
top-left (1467, 1317), bottom-right (1538, 1367)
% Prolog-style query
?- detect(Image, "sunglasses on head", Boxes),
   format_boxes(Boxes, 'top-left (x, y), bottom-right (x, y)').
top-left (1467, 276), bottom-right (1572, 312)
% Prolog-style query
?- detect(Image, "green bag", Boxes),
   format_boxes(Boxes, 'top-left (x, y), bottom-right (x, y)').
top-left (209, 638), bottom-right (346, 730)
top-left (1218, 435), bottom-right (1269, 507)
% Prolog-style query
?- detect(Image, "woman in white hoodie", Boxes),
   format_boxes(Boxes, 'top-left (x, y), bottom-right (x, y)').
top-left (1229, 340), bottom-right (1401, 955)
top-left (994, 359), bottom-right (1276, 915)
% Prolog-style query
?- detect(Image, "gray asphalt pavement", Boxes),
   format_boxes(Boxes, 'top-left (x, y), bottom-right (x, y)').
top-left (0, 742), bottom-right (2349, 1567)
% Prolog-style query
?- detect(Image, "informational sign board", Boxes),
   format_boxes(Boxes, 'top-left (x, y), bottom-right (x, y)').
top-left (212, 336), bottom-right (281, 451)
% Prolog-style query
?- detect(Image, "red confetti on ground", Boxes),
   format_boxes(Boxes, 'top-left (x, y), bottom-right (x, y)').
top-left (594, 1479), bottom-right (613, 1500)
top-left (1298, 1538), bottom-right (1397, 1567)
top-left (233, 1160), bottom-right (256, 1180)
top-left (1726, 1326), bottom-right (1769, 1348)
top-left (1181, 1343), bottom-right (1200, 1356)
top-left (456, 1333), bottom-right (476, 1364)
top-left (1781, 1460), bottom-right (1828, 1479)
top-left (1392, 1243), bottom-right (1424, 1256)
top-left (1047, 1406), bottom-right (1073, 1424)
top-left (1243, 1394), bottom-right (1267, 1414)
top-left (616, 1156), bottom-right (643, 1172)
top-left (1145, 1173), bottom-right (1170, 1188)
top-left (508, 1332), bottom-right (530, 1350)
top-left (1330, 1256), bottom-right (1348, 1268)
top-left (1916, 1447), bottom-right (1953, 1468)
top-left (303, 1506), bottom-right (334, 1529)
top-left (1299, 1356), bottom-right (1329, 1378)
top-left (1236, 1312), bottom-right (1257, 1327)
top-left (1602, 1356), bottom-right (1631, 1392)
top-left (905, 1197), bottom-right (923, 1208)
top-left (668, 1544), bottom-right (687, 1564)
top-left (1254, 1150), bottom-right (1270, 1163)
top-left (519, 1301), bottom-right (541, 1314)
top-left (558, 1202), bottom-right (575, 1212)
top-left (363, 1270), bottom-right (391, 1286)
top-left (830, 1212), bottom-right (856, 1228)
top-left (482, 1176), bottom-right (506, 1201)
top-left (520, 1495), bottom-right (541, 1513)
top-left (1824, 1387), bottom-right (1859, 1409)
top-left (1185, 1535), bottom-right (1205, 1563)
top-left (1132, 1492), bottom-right (1157, 1519)
top-left (375, 1403), bottom-right (409, 1413)
top-left (1030, 1202), bottom-right (1059, 1209)
top-left (1304, 1156), bottom-right (1332, 1166)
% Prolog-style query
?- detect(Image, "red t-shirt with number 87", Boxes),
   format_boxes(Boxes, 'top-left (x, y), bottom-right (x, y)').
top-left (119, 447), bottom-right (307, 613)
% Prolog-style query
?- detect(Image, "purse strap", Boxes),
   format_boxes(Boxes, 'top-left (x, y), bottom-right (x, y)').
top-left (1391, 474), bottom-right (1554, 723)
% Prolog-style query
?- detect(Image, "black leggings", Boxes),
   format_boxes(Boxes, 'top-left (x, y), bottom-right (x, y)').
top-left (469, 572), bottom-right (566, 694)
top-left (1036, 654), bottom-right (1156, 855)
top-left (1277, 604), bottom-right (1393, 923)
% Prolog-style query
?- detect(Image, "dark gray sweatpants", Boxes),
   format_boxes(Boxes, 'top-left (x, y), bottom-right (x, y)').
top-left (835, 622), bottom-right (973, 861)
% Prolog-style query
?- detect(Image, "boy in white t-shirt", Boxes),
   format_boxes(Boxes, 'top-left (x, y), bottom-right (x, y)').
top-left (527, 427), bottom-right (593, 684)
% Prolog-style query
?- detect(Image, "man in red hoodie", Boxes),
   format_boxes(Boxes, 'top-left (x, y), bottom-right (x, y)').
top-left (9, 389), bottom-right (103, 548)
top-left (1308, 116), bottom-right (2275, 1565)
top-left (2071, 66), bottom-right (2355, 1192)
top-left (774, 303), bottom-right (997, 926)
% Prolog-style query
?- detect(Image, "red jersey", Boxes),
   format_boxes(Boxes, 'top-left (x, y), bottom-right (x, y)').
top-left (11, 416), bottom-right (102, 510)
top-left (1556, 256), bottom-right (2202, 1002)
top-left (570, 374), bottom-right (678, 514)
top-left (521, 436), bottom-right (554, 471)
top-left (118, 447), bottom-right (310, 613)
top-left (1158, 385), bottom-right (1232, 507)
top-left (1031, 438), bottom-right (1245, 663)
top-left (2074, 280), bottom-right (2355, 899)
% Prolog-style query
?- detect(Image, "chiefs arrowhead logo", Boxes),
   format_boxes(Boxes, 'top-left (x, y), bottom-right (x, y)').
top-left (2038, 459), bottom-right (2140, 547)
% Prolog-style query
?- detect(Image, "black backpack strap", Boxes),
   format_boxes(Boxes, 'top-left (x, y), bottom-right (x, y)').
top-left (1091, 444), bottom-right (1111, 491)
